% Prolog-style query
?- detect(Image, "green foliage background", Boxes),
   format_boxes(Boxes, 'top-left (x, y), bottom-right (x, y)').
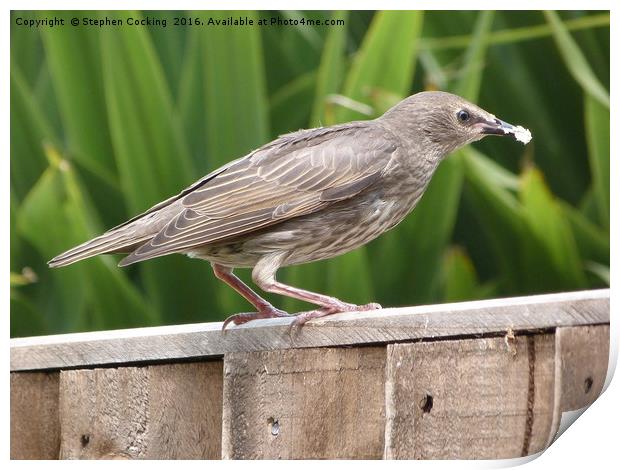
top-left (10, 10), bottom-right (610, 337)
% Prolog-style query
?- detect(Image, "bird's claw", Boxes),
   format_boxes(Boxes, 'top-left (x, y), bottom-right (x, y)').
top-left (222, 302), bottom-right (382, 335)
top-left (221, 307), bottom-right (290, 333)
top-left (288, 301), bottom-right (382, 333)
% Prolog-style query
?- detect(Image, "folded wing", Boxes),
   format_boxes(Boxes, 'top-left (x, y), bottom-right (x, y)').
top-left (119, 123), bottom-right (398, 266)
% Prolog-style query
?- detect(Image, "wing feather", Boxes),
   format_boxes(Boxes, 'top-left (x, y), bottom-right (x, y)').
top-left (120, 123), bottom-right (398, 265)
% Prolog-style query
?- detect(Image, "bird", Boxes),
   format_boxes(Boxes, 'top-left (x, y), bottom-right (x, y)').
top-left (48, 91), bottom-right (531, 329)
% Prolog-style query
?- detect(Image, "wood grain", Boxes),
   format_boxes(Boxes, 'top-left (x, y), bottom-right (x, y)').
top-left (384, 334), bottom-right (556, 459)
top-left (222, 347), bottom-right (386, 459)
top-left (10, 372), bottom-right (60, 459)
top-left (555, 325), bottom-right (609, 411)
top-left (9, 289), bottom-right (611, 460)
top-left (58, 361), bottom-right (222, 459)
top-left (10, 289), bottom-right (609, 371)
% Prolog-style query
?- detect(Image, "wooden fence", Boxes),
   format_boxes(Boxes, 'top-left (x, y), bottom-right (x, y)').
top-left (10, 289), bottom-right (610, 459)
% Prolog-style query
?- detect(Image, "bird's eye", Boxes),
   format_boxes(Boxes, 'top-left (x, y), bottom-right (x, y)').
top-left (457, 110), bottom-right (470, 122)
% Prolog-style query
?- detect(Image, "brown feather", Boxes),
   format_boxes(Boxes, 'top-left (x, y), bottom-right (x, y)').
top-left (118, 123), bottom-right (397, 265)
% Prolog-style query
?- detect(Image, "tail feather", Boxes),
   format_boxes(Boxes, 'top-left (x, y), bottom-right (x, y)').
top-left (48, 231), bottom-right (151, 268)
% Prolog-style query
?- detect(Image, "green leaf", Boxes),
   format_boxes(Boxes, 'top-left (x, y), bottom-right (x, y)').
top-left (202, 11), bottom-right (269, 165)
top-left (544, 10), bottom-right (609, 107)
top-left (177, 28), bottom-right (208, 173)
top-left (442, 246), bottom-right (495, 302)
top-left (11, 289), bottom-right (47, 338)
top-left (147, 11), bottom-right (187, 100)
top-left (463, 147), bottom-right (520, 191)
top-left (10, 65), bottom-right (57, 201)
top-left (279, 12), bottom-right (324, 52)
top-left (560, 201), bottom-right (609, 266)
top-left (454, 10), bottom-right (494, 100)
top-left (100, 13), bottom-right (194, 210)
top-left (18, 146), bottom-right (156, 331)
top-left (39, 11), bottom-right (117, 181)
top-left (10, 11), bottom-right (44, 87)
top-left (269, 70), bottom-right (317, 136)
top-left (585, 262), bottom-right (609, 286)
top-left (443, 247), bottom-right (477, 302)
top-left (311, 11), bottom-right (348, 126)
top-left (464, 149), bottom-right (521, 209)
top-left (17, 163), bottom-right (87, 331)
top-left (260, 11), bottom-right (326, 89)
top-left (10, 190), bottom-right (22, 272)
top-left (519, 167), bottom-right (586, 289)
top-left (420, 12), bottom-right (609, 50)
top-left (463, 148), bottom-right (526, 291)
top-left (336, 11), bottom-right (424, 122)
top-left (584, 94), bottom-right (610, 229)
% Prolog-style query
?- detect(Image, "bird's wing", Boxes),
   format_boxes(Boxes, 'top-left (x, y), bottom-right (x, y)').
top-left (105, 156), bottom-right (247, 233)
top-left (119, 123), bottom-right (398, 265)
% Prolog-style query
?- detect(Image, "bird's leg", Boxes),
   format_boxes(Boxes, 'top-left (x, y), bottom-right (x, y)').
top-left (261, 281), bottom-right (381, 326)
top-left (252, 254), bottom-right (381, 327)
top-left (211, 263), bottom-right (290, 330)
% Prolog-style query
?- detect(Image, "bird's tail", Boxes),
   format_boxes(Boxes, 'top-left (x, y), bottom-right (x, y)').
top-left (48, 228), bottom-right (151, 268)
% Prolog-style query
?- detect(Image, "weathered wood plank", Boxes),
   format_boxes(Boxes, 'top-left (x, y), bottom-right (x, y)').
top-left (555, 325), bottom-right (609, 411)
top-left (10, 289), bottom-right (609, 371)
top-left (10, 372), bottom-right (60, 459)
top-left (384, 334), bottom-right (556, 459)
top-left (544, 324), bottom-right (610, 449)
top-left (222, 347), bottom-right (386, 459)
top-left (58, 361), bottom-right (222, 459)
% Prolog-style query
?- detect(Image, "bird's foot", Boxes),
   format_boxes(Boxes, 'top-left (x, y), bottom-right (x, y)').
top-left (291, 301), bottom-right (382, 329)
top-left (222, 306), bottom-right (291, 331)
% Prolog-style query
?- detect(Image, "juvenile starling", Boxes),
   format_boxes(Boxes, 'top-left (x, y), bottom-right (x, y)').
top-left (49, 91), bottom-right (531, 328)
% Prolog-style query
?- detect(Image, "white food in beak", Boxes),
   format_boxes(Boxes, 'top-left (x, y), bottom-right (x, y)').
top-left (507, 125), bottom-right (532, 144)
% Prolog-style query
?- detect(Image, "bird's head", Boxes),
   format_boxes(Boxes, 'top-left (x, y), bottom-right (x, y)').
top-left (379, 91), bottom-right (531, 159)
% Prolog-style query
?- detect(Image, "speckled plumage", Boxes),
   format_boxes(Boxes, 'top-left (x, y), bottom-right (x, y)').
top-left (49, 91), bottom-right (529, 328)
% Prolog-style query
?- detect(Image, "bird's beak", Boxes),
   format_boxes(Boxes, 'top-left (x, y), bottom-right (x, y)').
top-left (478, 117), bottom-right (516, 137)
top-left (477, 116), bottom-right (532, 144)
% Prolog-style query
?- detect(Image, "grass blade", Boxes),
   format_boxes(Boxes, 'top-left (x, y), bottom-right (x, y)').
top-left (11, 289), bottom-right (47, 338)
top-left (463, 148), bottom-right (526, 291)
top-left (10, 65), bottom-right (56, 200)
top-left (269, 70), bottom-right (317, 136)
top-left (584, 94), bottom-right (610, 229)
top-left (544, 10), bottom-right (609, 107)
top-left (420, 12), bottom-right (609, 50)
top-left (442, 246), bottom-right (491, 302)
top-left (454, 11), bottom-right (494, 99)
top-left (336, 11), bottom-right (424, 121)
top-left (18, 146), bottom-right (156, 331)
top-left (177, 28), bottom-right (207, 173)
top-left (39, 11), bottom-right (117, 181)
top-left (519, 166), bottom-right (586, 289)
top-left (560, 201), bottom-right (609, 266)
top-left (202, 11), bottom-right (269, 165)
top-left (311, 11), bottom-right (348, 126)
